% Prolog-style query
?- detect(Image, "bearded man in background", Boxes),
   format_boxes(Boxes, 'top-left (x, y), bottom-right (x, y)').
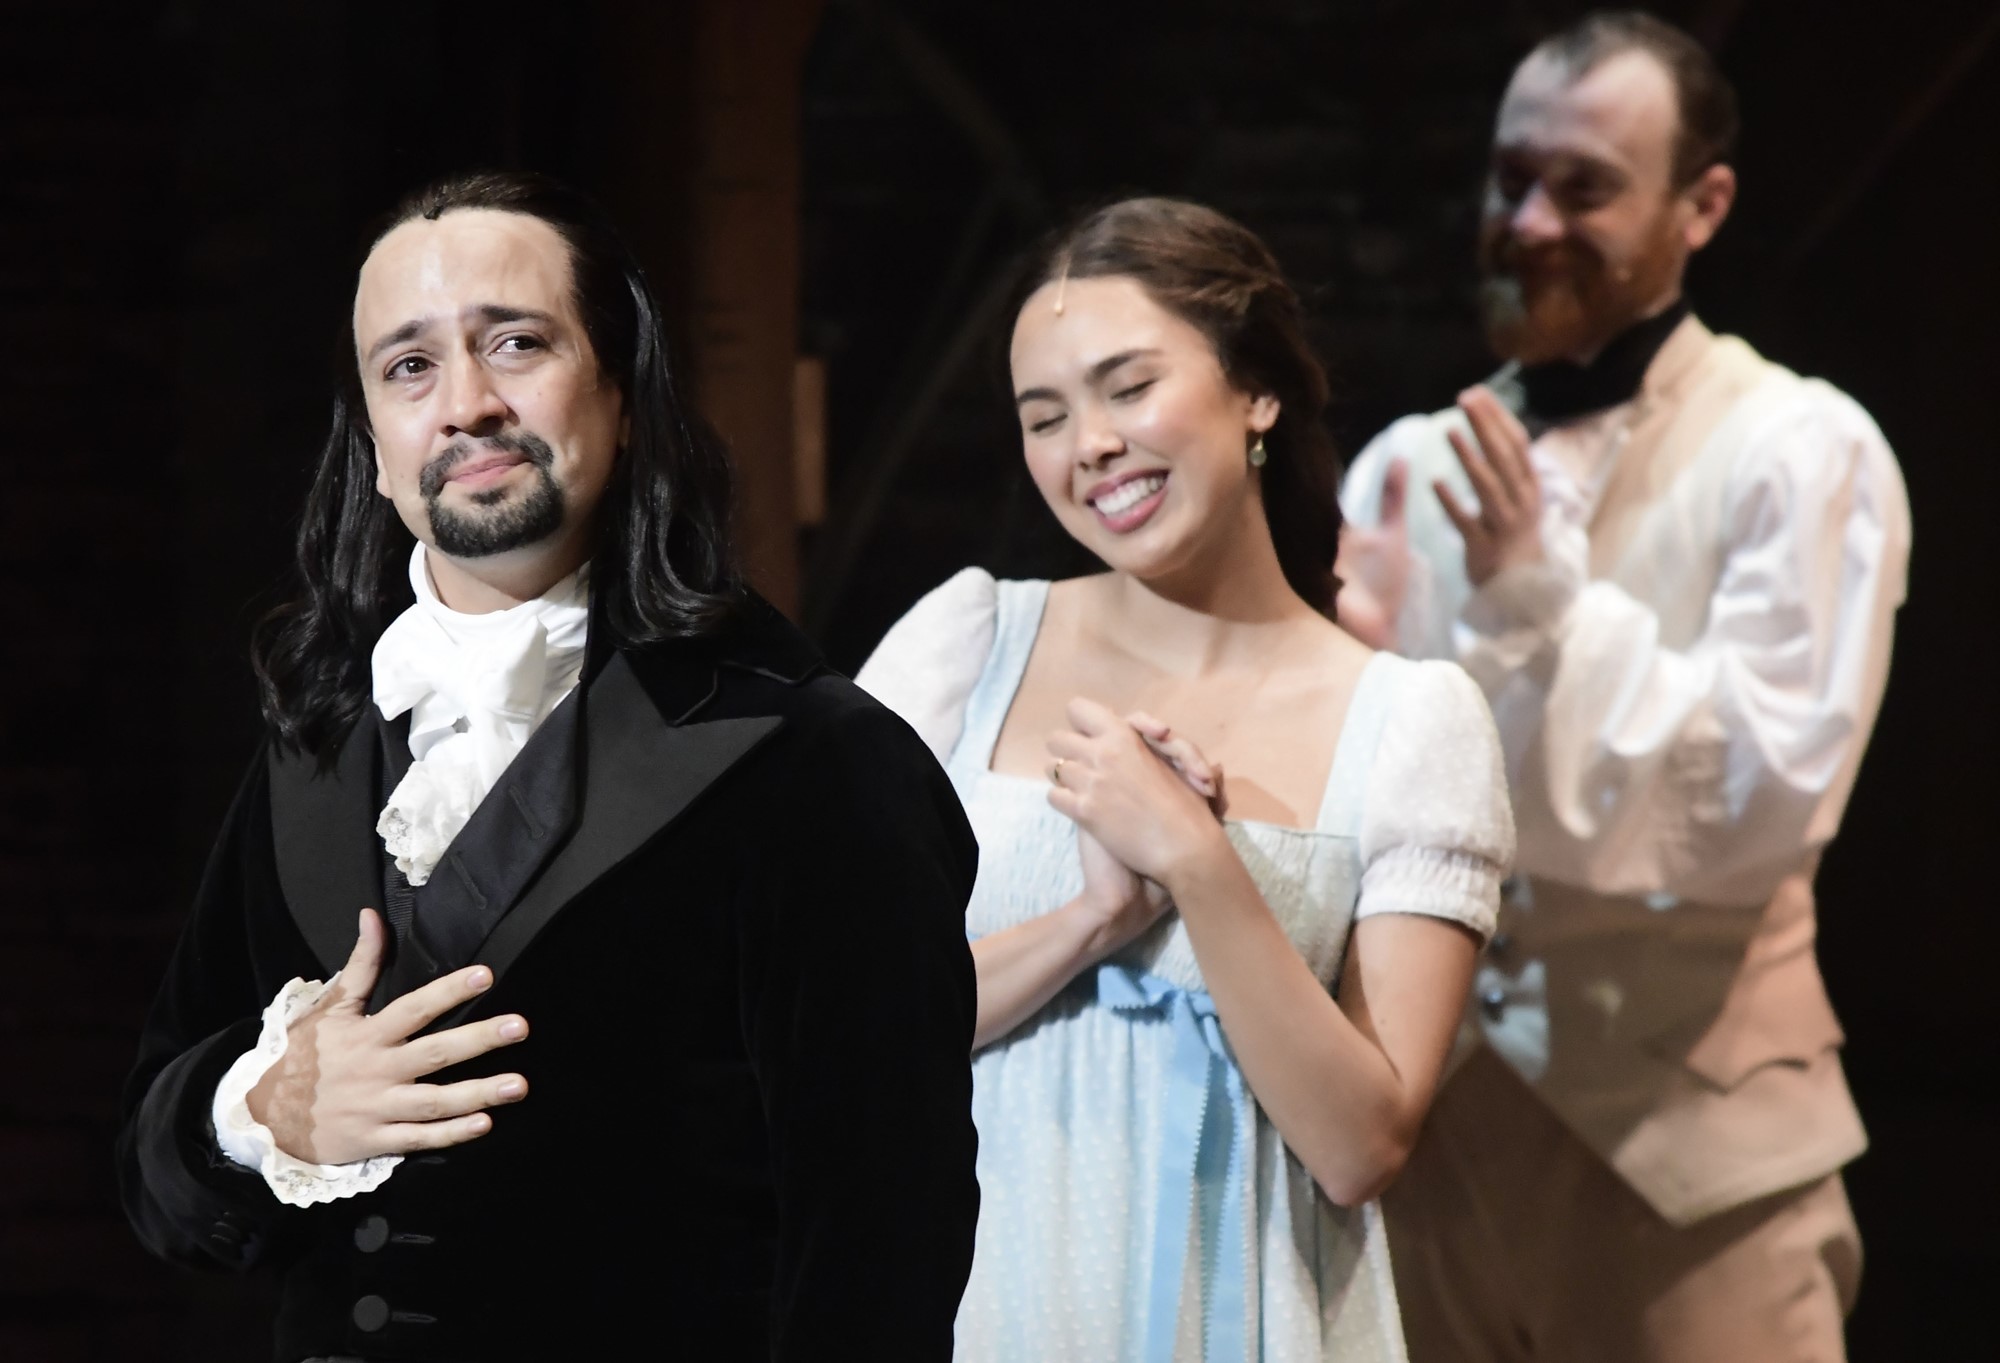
top-left (1339, 12), bottom-right (1911, 1360)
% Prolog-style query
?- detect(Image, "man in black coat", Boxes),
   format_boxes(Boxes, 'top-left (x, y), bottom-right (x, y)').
top-left (116, 171), bottom-right (981, 1362)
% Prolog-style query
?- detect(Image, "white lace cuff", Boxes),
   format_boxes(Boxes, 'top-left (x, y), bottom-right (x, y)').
top-left (209, 974), bottom-right (403, 1207)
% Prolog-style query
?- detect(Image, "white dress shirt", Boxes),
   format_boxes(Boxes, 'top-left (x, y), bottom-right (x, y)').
top-left (1342, 370), bottom-right (1910, 909)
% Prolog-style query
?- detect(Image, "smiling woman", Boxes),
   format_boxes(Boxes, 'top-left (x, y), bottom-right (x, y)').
top-left (1009, 197), bottom-right (1346, 617)
top-left (857, 197), bottom-right (1517, 1362)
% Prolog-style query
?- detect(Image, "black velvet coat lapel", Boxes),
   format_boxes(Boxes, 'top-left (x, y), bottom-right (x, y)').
top-left (268, 723), bottom-right (383, 979)
top-left (266, 617), bottom-right (800, 999)
top-left (433, 652), bottom-right (783, 1026)
top-left (380, 690), bottom-right (584, 999)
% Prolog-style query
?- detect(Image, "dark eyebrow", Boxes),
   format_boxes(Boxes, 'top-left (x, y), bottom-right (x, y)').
top-left (1014, 348), bottom-right (1161, 407)
top-left (473, 304), bottom-right (559, 329)
top-left (364, 319), bottom-right (428, 365)
top-left (363, 305), bottom-right (562, 366)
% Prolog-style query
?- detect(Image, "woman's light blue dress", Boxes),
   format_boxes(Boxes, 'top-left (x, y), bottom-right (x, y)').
top-left (860, 571), bottom-right (1510, 1363)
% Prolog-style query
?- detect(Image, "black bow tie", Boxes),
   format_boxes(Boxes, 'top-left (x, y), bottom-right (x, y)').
top-left (1518, 298), bottom-right (1691, 425)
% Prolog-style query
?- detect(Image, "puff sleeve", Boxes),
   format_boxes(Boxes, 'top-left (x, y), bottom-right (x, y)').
top-left (1354, 659), bottom-right (1515, 941)
top-left (853, 566), bottom-right (1000, 765)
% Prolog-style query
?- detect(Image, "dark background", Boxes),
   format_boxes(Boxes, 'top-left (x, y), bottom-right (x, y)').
top-left (4, 1), bottom-right (1995, 1358)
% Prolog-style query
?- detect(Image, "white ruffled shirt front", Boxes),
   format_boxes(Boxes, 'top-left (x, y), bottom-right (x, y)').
top-left (374, 545), bottom-right (590, 886)
top-left (209, 545), bottom-right (590, 1204)
top-left (1340, 370), bottom-right (1909, 906)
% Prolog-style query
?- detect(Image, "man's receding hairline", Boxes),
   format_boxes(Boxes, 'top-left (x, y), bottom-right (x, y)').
top-left (352, 208), bottom-right (591, 364)
top-left (1516, 13), bottom-right (1739, 186)
top-left (374, 203), bottom-right (569, 248)
top-left (357, 206), bottom-right (583, 299)
top-left (1509, 44), bottom-right (1686, 172)
top-left (1520, 43), bottom-right (1679, 112)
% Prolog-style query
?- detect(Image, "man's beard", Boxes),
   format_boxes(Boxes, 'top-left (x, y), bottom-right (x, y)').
top-left (1477, 222), bottom-right (1680, 366)
top-left (419, 432), bottom-right (566, 558)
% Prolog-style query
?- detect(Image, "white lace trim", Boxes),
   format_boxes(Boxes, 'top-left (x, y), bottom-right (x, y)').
top-left (209, 974), bottom-right (403, 1206)
top-left (370, 544), bottom-right (590, 887)
top-left (376, 755), bottom-right (484, 887)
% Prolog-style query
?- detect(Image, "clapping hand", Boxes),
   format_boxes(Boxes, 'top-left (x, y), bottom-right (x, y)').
top-left (1334, 457), bottom-right (1412, 649)
top-left (1436, 386), bottom-right (1544, 586)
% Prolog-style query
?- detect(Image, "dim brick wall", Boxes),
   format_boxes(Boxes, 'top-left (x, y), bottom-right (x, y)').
top-left (800, 0), bottom-right (1543, 665)
top-left (0, 3), bottom-right (218, 1356)
top-left (0, 2), bottom-right (775, 1356)
top-left (3, 3), bottom-right (392, 1356)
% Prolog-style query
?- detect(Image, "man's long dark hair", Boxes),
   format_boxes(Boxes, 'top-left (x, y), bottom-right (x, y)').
top-left (253, 171), bottom-right (742, 759)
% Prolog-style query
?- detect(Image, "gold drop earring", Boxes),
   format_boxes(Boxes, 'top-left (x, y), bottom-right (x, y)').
top-left (1248, 435), bottom-right (1268, 468)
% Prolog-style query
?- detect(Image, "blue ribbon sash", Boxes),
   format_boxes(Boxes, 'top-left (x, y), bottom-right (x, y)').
top-left (1094, 963), bottom-right (1254, 1362)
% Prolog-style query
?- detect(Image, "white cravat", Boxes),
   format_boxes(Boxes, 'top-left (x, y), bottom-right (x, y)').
top-left (370, 544), bottom-right (590, 886)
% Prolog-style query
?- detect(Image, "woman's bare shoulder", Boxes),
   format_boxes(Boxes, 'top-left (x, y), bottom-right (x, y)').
top-left (1282, 608), bottom-right (1377, 691)
top-left (1044, 571), bottom-right (1117, 613)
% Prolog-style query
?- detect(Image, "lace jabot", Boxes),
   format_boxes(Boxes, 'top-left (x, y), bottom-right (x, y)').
top-left (370, 544), bottom-right (589, 885)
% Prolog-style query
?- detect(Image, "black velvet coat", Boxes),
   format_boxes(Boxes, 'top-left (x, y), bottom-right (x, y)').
top-left (116, 601), bottom-right (981, 1362)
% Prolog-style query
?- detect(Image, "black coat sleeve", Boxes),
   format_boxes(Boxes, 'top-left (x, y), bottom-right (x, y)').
top-left (114, 748), bottom-right (319, 1272)
top-left (737, 688), bottom-right (980, 1361)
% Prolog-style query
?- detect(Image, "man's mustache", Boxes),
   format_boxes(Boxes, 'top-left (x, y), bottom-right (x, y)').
top-left (1483, 233), bottom-right (1600, 281)
top-left (418, 432), bottom-right (555, 499)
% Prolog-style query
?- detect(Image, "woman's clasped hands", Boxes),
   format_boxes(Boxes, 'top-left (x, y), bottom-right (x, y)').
top-left (1048, 699), bottom-right (1232, 958)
